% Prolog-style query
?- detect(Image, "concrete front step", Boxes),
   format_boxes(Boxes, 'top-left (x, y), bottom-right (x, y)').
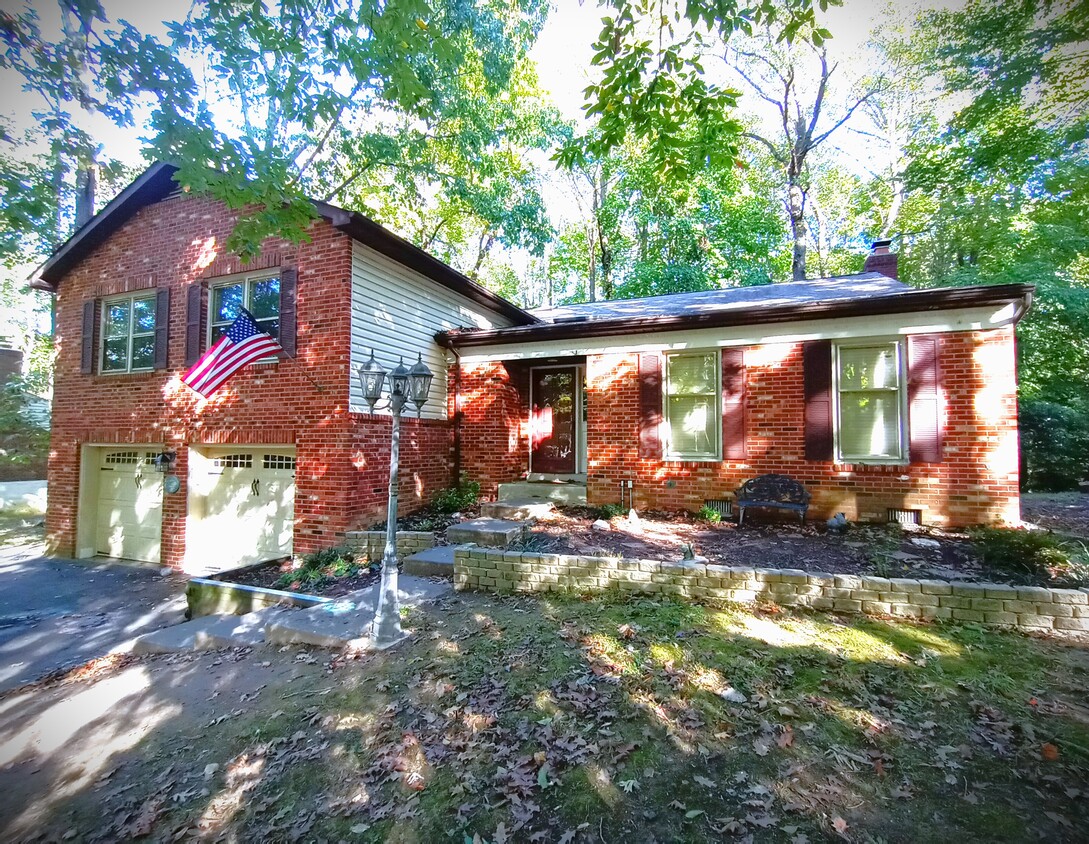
top-left (264, 576), bottom-right (452, 648)
top-left (403, 546), bottom-right (456, 578)
top-left (480, 499), bottom-right (555, 521)
top-left (132, 609), bottom-right (285, 654)
top-left (526, 473), bottom-right (586, 483)
top-left (498, 481), bottom-right (586, 506)
top-left (445, 518), bottom-right (526, 547)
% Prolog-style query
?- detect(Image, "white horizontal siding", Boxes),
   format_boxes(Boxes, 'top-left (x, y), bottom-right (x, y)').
top-left (350, 241), bottom-right (512, 419)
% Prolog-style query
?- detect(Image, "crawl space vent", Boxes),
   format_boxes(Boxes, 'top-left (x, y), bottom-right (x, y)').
top-left (887, 508), bottom-right (922, 526)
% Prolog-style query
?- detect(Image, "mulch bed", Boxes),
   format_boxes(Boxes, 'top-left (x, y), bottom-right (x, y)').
top-left (220, 558), bottom-right (380, 598)
top-left (526, 507), bottom-right (999, 582)
top-left (1022, 492), bottom-right (1089, 539)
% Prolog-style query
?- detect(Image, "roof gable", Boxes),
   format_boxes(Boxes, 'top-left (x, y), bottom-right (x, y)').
top-left (30, 162), bottom-right (535, 326)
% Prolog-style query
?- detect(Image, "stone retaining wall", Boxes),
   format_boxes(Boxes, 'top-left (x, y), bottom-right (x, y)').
top-left (343, 530), bottom-right (435, 561)
top-left (453, 549), bottom-right (1089, 634)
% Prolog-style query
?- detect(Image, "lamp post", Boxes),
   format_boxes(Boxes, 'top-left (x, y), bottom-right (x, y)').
top-left (358, 350), bottom-right (434, 648)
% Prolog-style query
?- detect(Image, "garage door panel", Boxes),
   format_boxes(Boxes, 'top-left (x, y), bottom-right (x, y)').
top-left (94, 452), bottom-right (163, 564)
top-left (193, 448), bottom-right (295, 571)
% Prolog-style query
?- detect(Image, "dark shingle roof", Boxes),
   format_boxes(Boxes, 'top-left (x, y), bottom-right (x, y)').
top-left (532, 273), bottom-right (909, 323)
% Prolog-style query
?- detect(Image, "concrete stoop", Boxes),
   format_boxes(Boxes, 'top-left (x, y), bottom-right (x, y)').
top-left (402, 545), bottom-right (457, 578)
top-left (445, 518), bottom-right (525, 547)
top-left (131, 575), bottom-right (452, 654)
top-left (479, 499), bottom-right (555, 521)
top-left (497, 481), bottom-right (586, 506)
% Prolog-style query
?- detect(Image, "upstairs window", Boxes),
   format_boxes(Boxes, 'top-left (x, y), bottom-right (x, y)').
top-left (101, 294), bottom-right (157, 373)
top-left (835, 341), bottom-right (907, 462)
top-left (663, 351), bottom-right (721, 461)
top-left (210, 273), bottom-right (280, 343)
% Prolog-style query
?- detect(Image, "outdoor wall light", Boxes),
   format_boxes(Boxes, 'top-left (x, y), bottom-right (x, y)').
top-left (153, 450), bottom-right (177, 473)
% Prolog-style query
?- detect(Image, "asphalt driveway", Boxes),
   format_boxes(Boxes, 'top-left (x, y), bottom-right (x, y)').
top-left (0, 543), bottom-right (187, 692)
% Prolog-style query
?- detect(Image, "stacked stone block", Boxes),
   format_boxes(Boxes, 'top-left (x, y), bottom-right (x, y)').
top-left (453, 550), bottom-right (1089, 635)
top-left (343, 530), bottom-right (435, 561)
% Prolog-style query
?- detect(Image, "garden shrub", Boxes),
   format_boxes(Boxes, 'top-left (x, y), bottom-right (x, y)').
top-left (595, 502), bottom-right (626, 520)
top-left (432, 476), bottom-right (481, 513)
top-left (1019, 400), bottom-right (1089, 491)
top-left (696, 504), bottom-right (722, 523)
top-left (970, 526), bottom-right (1073, 581)
top-left (276, 545), bottom-right (362, 589)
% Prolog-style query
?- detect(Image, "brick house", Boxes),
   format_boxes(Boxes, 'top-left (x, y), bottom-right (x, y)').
top-left (34, 163), bottom-right (1033, 572)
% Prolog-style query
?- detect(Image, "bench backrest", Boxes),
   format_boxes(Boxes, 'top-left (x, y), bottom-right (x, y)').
top-left (736, 473), bottom-right (811, 505)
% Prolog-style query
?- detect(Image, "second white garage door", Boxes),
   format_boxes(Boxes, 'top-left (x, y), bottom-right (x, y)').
top-left (193, 447), bottom-right (296, 570)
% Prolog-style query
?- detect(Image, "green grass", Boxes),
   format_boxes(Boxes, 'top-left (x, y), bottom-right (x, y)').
top-left (31, 593), bottom-right (1089, 843)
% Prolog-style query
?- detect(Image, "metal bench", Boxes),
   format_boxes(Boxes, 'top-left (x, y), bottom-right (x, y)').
top-left (735, 474), bottom-right (811, 526)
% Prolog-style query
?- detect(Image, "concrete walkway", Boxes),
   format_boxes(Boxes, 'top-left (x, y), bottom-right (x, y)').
top-left (132, 575), bottom-right (452, 653)
top-left (0, 545), bottom-right (187, 691)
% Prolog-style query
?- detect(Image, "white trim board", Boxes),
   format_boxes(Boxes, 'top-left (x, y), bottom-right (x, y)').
top-left (455, 303), bottom-right (1018, 364)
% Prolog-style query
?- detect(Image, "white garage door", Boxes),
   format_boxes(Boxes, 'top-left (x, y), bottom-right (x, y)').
top-left (96, 449), bottom-right (163, 564)
top-left (199, 448), bottom-right (295, 569)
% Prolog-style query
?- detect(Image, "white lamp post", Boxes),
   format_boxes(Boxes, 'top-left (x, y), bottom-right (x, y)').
top-left (358, 350), bottom-right (433, 648)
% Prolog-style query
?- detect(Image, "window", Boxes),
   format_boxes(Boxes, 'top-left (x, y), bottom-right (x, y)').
top-left (209, 273), bottom-right (280, 343)
top-left (101, 294), bottom-right (157, 373)
top-left (663, 351), bottom-right (721, 460)
top-left (212, 453), bottom-right (253, 469)
top-left (835, 341), bottom-right (907, 462)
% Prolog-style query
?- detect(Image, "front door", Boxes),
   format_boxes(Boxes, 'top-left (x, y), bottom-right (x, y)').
top-left (531, 367), bottom-right (577, 474)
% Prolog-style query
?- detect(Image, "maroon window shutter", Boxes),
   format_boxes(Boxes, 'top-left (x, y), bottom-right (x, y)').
top-left (184, 284), bottom-right (203, 366)
top-left (278, 267), bottom-right (297, 358)
top-left (638, 352), bottom-right (662, 459)
top-left (153, 287), bottom-right (170, 370)
top-left (80, 300), bottom-right (95, 374)
top-left (722, 348), bottom-right (746, 460)
top-left (803, 340), bottom-right (834, 461)
top-left (908, 334), bottom-right (943, 463)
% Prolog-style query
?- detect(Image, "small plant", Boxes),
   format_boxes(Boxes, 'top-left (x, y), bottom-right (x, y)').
top-left (432, 475), bottom-right (481, 514)
top-left (276, 545), bottom-right (362, 590)
top-left (970, 527), bottom-right (1073, 581)
top-left (596, 503), bottom-right (626, 520)
top-left (696, 504), bottom-right (722, 524)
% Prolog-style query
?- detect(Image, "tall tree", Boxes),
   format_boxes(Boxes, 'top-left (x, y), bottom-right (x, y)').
top-left (726, 21), bottom-right (878, 279)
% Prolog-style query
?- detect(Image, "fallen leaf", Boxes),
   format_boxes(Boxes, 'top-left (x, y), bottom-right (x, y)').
top-left (1041, 742), bottom-right (1060, 761)
top-left (694, 775), bottom-right (716, 789)
top-left (777, 726), bottom-right (795, 748)
top-left (685, 809), bottom-right (705, 819)
top-left (619, 779), bottom-right (640, 793)
top-left (1044, 811), bottom-right (1072, 828)
top-left (493, 821), bottom-right (509, 843)
top-left (558, 830), bottom-right (576, 844)
top-left (753, 738), bottom-right (771, 757)
top-left (832, 816), bottom-right (849, 837)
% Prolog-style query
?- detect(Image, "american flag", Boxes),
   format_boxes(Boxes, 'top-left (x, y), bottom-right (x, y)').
top-left (183, 308), bottom-right (282, 397)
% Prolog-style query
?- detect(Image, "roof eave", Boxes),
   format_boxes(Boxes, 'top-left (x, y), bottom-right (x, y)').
top-left (30, 161), bottom-right (181, 290)
top-left (315, 202), bottom-right (537, 326)
top-left (436, 283), bottom-right (1035, 349)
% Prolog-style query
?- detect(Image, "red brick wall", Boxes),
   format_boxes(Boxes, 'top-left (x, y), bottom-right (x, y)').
top-left (455, 360), bottom-right (529, 498)
top-left (46, 192), bottom-right (452, 568)
top-left (455, 329), bottom-right (1020, 527)
top-left (581, 329), bottom-right (1019, 526)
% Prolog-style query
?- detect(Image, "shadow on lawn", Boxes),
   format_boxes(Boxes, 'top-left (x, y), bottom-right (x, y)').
top-left (1, 592), bottom-right (1088, 843)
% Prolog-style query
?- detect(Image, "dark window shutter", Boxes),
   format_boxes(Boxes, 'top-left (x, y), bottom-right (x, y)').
top-left (638, 352), bottom-right (662, 459)
top-left (908, 334), bottom-right (943, 463)
top-left (80, 300), bottom-right (95, 374)
top-left (185, 284), bottom-right (203, 366)
top-left (153, 287), bottom-right (170, 370)
top-left (279, 267), bottom-right (297, 358)
top-left (722, 348), bottom-right (746, 460)
top-left (803, 340), bottom-right (834, 461)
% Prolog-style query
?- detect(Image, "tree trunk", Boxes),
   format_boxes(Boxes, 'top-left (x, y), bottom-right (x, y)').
top-left (788, 178), bottom-right (807, 281)
top-left (74, 163), bottom-right (97, 228)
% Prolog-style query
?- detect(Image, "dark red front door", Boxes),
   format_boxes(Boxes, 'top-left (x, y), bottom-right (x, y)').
top-left (531, 367), bottom-right (577, 474)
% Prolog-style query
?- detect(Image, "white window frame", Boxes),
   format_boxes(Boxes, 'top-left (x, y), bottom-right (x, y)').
top-left (99, 292), bottom-right (157, 375)
top-left (833, 339), bottom-right (909, 464)
top-left (207, 270), bottom-right (281, 347)
top-left (662, 350), bottom-right (722, 462)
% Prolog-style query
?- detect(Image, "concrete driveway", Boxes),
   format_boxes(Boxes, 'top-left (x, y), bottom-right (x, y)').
top-left (0, 543), bottom-right (187, 692)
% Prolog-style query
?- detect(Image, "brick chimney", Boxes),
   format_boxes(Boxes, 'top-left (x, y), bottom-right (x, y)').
top-left (863, 238), bottom-right (898, 279)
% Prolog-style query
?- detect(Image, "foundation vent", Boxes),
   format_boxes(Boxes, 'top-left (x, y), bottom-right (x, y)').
top-left (887, 508), bottom-right (922, 526)
top-left (704, 498), bottom-right (734, 519)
